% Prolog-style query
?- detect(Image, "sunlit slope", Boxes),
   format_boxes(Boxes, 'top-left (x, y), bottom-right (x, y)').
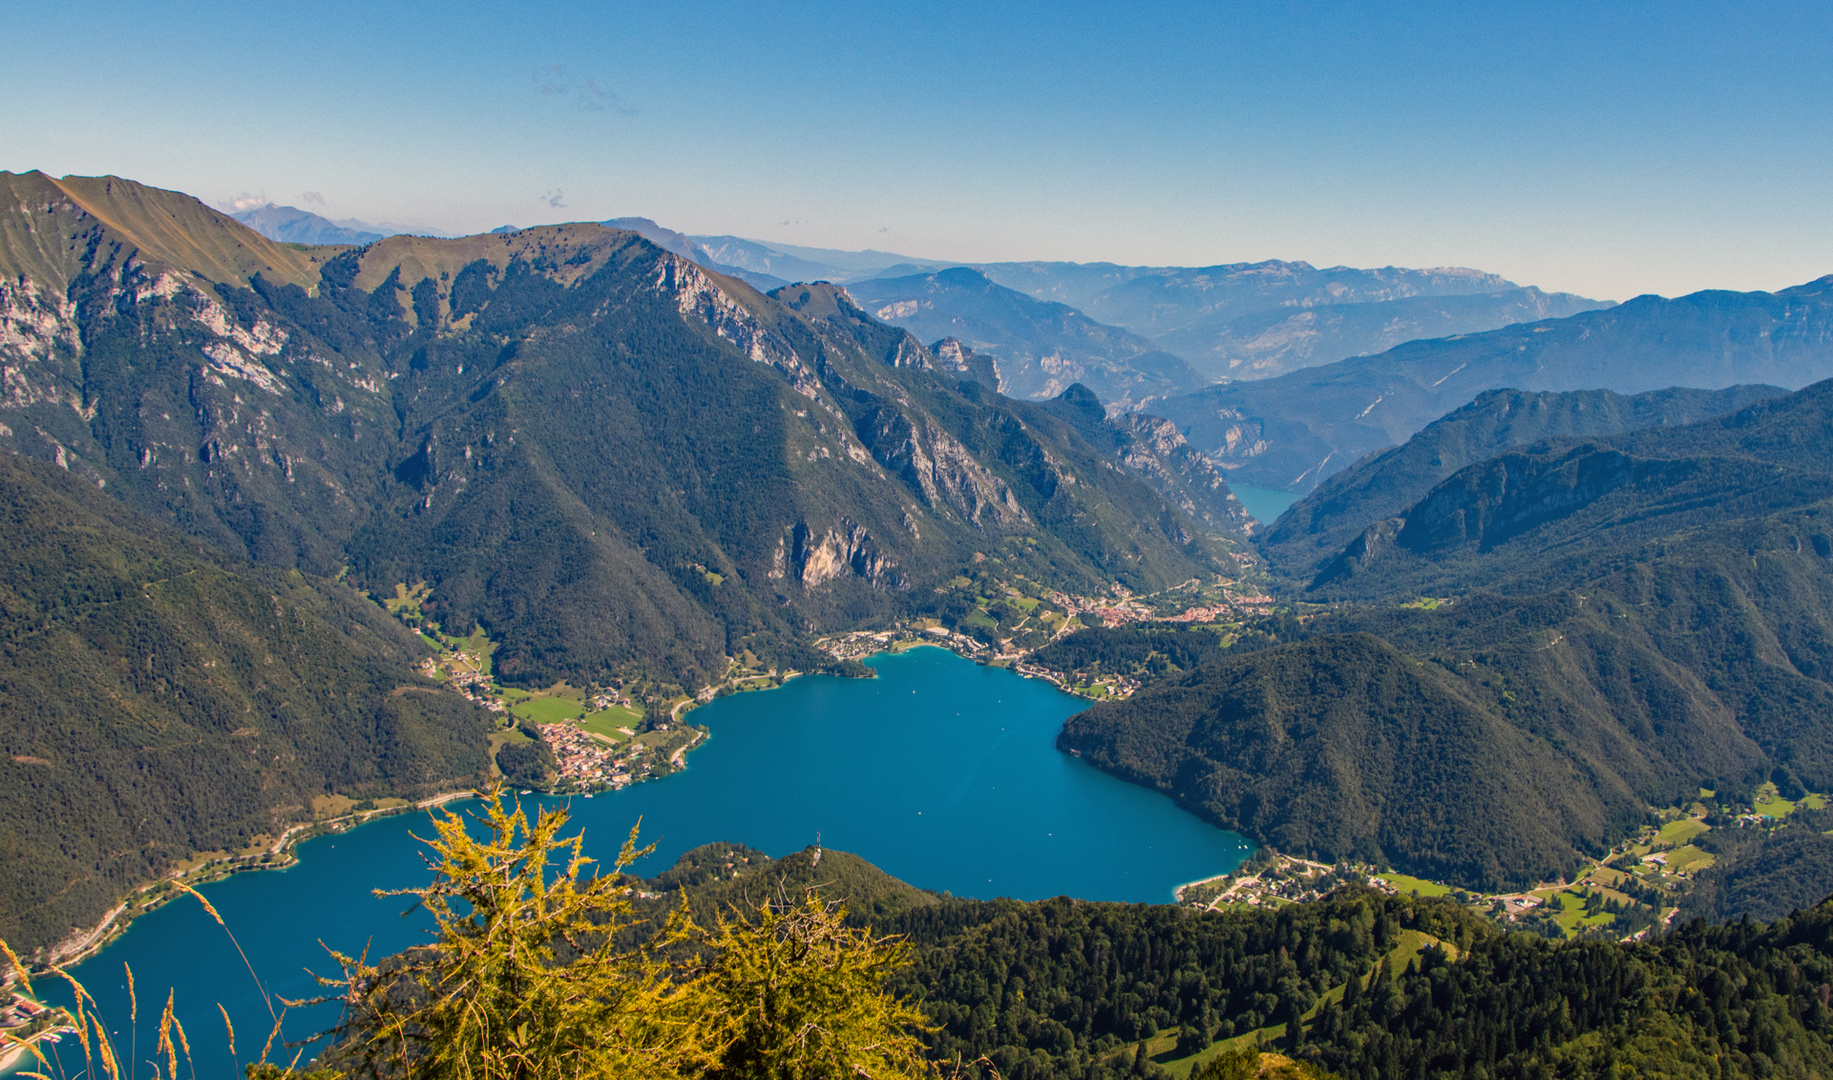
top-left (0, 171), bottom-right (330, 292)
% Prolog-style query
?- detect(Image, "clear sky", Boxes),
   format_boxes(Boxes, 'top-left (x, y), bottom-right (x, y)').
top-left (4, 0), bottom-right (1829, 301)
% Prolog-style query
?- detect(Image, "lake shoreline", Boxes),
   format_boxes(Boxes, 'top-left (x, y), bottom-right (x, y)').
top-left (34, 640), bottom-right (1227, 977)
top-left (38, 788), bottom-right (475, 971)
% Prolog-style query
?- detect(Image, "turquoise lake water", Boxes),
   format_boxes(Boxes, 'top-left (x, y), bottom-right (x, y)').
top-left (48, 647), bottom-right (1249, 1076)
top-left (1229, 482), bottom-right (1303, 526)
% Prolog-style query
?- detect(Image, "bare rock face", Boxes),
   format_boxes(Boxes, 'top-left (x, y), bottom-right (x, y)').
top-left (650, 256), bottom-right (819, 397)
top-left (856, 405), bottom-right (1028, 528)
top-left (1113, 414), bottom-right (1252, 535)
top-left (0, 277), bottom-right (82, 410)
top-left (792, 518), bottom-right (903, 590)
top-left (930, 337), bottom-right (1002, 390)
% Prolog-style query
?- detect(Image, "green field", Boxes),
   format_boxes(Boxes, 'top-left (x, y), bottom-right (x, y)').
top-left (1665, 844), bottom-right (1715, 873)
top-left (578, 704), bottom-right (642, 740)
top-left (1379, 873), bottom-right (1452, 897)
top-left (1550, 892), bottom-right (1617, 933)
top-left (1755, 795), bottom-right (1796, 817)
top-left (512, 697), bottom-right (585, 724)
top-left (1658, 818), bottom-right (1709, 846)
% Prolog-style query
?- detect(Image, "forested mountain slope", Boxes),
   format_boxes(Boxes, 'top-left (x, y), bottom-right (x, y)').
top-left (0, 171), bottom-right (1237, 693)
top-left (626, 842), bottom-right (1833, 1080)
top-left (1260, 384), bottom-right (1787, 579)
top-left (0, 452), bottom-right (489, 955)
top-left (1152, 276), bottom-right (1833, 490)
top-left (1064, 381), bottom-right (1833, 889)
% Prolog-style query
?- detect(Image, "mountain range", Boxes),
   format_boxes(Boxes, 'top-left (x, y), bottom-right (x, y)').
top-left (234, 205), bottom-right (1620, 416)
top-left (10, 165), bottom-right (1833, 972)
top-left (1152, 275), bottom-right (1833, 490)
top-left (971, 259), bottom-right (1610, 382)
top-left (0, 171), bottom-right (1253, 694)
top-left (230, 203), bottom-right (451, 245)
top-left (846, 268), bottom-right (1209, 409)
top-left (1258, 383), bottom-right (1790, 580)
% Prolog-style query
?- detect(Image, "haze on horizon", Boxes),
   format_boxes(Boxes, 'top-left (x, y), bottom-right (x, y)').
top-left (4, 0), bottom-right (1829, 303)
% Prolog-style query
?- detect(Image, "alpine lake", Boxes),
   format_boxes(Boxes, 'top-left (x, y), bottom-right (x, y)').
top-left (50, 647), bottom-right (1250, 1077)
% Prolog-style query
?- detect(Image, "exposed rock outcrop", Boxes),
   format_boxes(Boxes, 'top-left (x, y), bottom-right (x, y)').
top-left (792, 519), bottom-right (903, 590)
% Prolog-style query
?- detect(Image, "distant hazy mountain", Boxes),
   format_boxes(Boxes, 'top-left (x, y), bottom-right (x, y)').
top-left (603, 217), bottom-right (791, 290)
top-left (232, 203), bottom-right (383, 244)
top-left (231, 204), bottom-right (454, 245)
top-left (688, 235), bottom-right (854, 284)
top-left (1152, 277), bottom-right (1833, 491)
top-left (329, 215), bottom-right (451, 237)
top-left (972, 260), bottom-right (1609, 381)
top-left (597, 226), bottom-right (1609, 392)
top-left (608, 221), bottom-right (952, 290)
top-left (689, 237), bottom-right (949, 278)
top-left (848, 268), bottom-right (1208, 410)
top-left (1153, 288), bottom-right (1611, 380)
top-left (1259, 384), bottom-right (1789, 580)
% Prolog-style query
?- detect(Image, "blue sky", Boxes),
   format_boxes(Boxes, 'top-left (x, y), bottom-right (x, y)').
top-left (3, 0), bottom-right (1828, 300)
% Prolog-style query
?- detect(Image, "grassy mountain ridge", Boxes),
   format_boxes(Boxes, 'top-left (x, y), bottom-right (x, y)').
top-left (1153, 276), bottom-right (1833, 491)
top-left (0, 171), bottom-right (329, 293)
top-left (0, 451), bottom-right (490, 954)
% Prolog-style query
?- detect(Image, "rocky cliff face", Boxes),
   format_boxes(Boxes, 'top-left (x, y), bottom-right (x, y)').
top-left (793, 518), bottom-right (903, 589)
top-left (856, 406), bottom-right (1028, 528)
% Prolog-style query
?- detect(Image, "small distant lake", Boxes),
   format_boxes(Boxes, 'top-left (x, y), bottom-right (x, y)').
top-left (1230, 482), bottom-right (1303, 526)
top-left (53, 647), bottom-right (1249, 1078)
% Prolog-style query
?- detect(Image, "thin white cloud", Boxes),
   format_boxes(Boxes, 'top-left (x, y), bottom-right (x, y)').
top-left (226, 193), bottom-right (269, 212)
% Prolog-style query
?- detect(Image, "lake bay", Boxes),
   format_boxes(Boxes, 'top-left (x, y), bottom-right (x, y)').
top-left (52, 647), bottom-right (1248, 1076)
